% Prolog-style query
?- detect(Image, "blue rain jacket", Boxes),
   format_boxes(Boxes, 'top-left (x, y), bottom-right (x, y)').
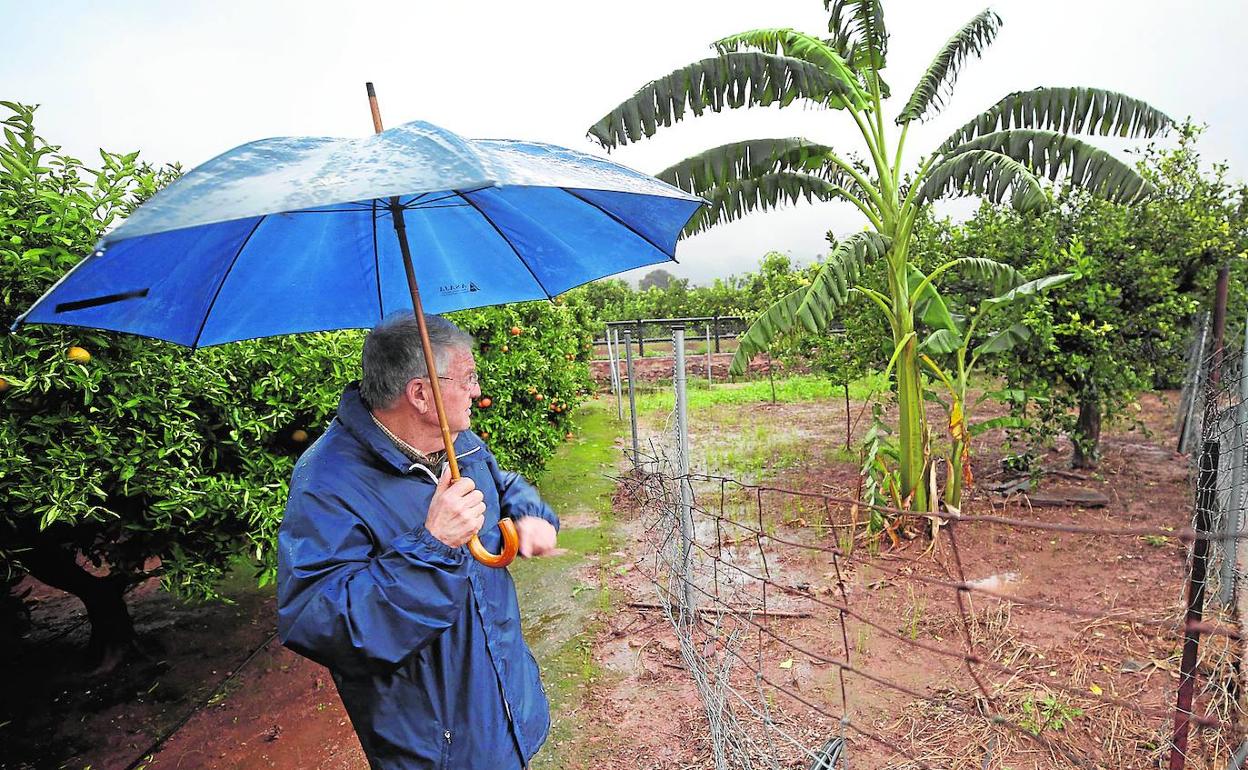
top-left (277, 384), bottom-right (558, 769)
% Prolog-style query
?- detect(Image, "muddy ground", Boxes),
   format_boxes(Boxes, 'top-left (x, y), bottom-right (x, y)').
top-left (565, 390), bottom-right (1237, 769)
top-left (0, 386), bottom-right (1235, 769)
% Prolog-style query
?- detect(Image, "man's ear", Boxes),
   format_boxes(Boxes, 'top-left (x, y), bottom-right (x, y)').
top-left (405, 378), bottom-right (429, 414)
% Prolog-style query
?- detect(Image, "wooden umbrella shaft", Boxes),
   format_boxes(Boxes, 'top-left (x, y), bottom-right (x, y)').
top-left (389, 202), bottom-right (461, 481)
top-left (368, 83), bottom-right (517, 569)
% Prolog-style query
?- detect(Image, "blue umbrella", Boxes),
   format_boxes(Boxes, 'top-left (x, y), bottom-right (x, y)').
top-left (15, 84), bottom-right (704, 566)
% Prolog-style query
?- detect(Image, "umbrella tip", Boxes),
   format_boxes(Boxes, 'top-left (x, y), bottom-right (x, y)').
top-left (365, 82), bottom-right (376, 97)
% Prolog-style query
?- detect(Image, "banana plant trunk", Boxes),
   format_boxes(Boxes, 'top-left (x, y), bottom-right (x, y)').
top-left (945, 437), bottom-right (965, 509)
top-left (896, 337), bottom-right (929, 512)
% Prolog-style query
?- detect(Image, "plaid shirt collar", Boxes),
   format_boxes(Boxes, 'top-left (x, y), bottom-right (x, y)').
top-left (369, 411), bottom-right (446, 473)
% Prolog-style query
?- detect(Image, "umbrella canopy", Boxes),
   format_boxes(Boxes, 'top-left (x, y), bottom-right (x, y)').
top-left (15, 120), bottom-right (703, 346)
top-left (14, 108), bottom-right (703, 569)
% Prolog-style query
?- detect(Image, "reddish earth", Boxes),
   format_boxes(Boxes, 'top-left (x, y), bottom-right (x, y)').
top-left (562, 391), bottom-right (1236, 769)
top-left (1, 390), bottom-right (1234, 769)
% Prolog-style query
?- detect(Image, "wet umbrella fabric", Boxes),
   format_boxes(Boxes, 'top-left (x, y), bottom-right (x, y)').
top-left (15, 120), bottom-right (703, 345)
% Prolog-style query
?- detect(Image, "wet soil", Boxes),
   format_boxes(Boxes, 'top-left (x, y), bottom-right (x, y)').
top-left (561, 389), bottom-right (1236, 769)
top-left (1, 389), bottom-right (1232, 769)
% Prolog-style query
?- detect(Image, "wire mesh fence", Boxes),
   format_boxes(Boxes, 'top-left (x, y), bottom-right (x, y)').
top-left (612, 325), bottom-right (1247, 769)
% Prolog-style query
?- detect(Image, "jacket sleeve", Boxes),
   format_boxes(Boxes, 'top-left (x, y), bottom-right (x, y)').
top-left (486, 452), bottom-right (560, 531)
top-left (276, 486), bottom-right (470, 677)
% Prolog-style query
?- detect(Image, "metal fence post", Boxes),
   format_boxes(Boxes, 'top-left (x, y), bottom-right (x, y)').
top-left (713, 314), bottom-right (721, 353)
top-left (1180, 313), bottom-right (1211, 454)
top-left (1171, 437), bottom-right (1219, 769)
top-left (636, 319), bottom-right (644, 357)
top-left (1172, 265), bottom-right (1230, 770)
top-left (612, 328), bottom-right (624, 420)
top-left (706, 323), bottom-right (713, 387)
top-left (604, 325), bottom-right (621, 421)
top-left (672, 325), bottom-right (695, 616)
top-left (623, 329), bottom-right (639, 471)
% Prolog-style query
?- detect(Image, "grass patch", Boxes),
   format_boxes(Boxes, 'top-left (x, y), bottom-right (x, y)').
top-left (513, 400), bottom-right (623, 769)
top-left (633, 372), bottom-right (887, 415)
top-left (703, 423), bottom-right (808, 479)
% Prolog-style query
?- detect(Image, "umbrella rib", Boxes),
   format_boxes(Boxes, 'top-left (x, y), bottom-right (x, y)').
top-left (453, 190), bottom-right (551, 299)
top-left (281, 207), bottom-right (373, 214)
top-left (557, 188), bottom-right (673, 259)
top-left (407, 187), bottom-right (492, 210)
top-left (372, 199), bottom-right (384, 319)
top-left (191, 216), bottom-right (266, 349)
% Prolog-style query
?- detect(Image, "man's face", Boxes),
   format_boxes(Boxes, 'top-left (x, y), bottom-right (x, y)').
top-left (423, 347), bottom-right (481, 434)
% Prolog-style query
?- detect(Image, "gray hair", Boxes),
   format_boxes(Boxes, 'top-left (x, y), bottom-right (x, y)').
top-left (360, 313), bottom-right (474, 409)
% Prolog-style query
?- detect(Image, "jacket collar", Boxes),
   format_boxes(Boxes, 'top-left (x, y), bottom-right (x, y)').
top-left (336, 383), bottom-right (487, 475)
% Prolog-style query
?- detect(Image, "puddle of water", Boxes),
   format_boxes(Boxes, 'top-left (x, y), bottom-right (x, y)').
top-left (967, 572), bottom-right (1023, 595)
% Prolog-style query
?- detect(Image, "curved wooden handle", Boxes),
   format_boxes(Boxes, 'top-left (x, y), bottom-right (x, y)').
top-left (467, 518), bottom-right (519, 568)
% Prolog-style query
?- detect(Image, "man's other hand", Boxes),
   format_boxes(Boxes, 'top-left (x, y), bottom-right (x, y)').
top-left (426, 466), bottom-right (486, 548)
top-left (514, 516), bottom-right (557, 558)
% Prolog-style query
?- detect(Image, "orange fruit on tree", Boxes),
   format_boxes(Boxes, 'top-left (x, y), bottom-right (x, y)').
top-left (0, 377), bottom-right (9, 393)
top-left (501, 345), bottom-right (509, 353)
top-left (534, 393), bottom-right (544, 401)
top-left (565, 432), bottom-right (575, 441)
top-left (477, 397), bottom-right (492, 408)
top-left (509, 326), bottom-right (522, 336)
top-left (480, 431), bottom-right (490, 440)
top-left (67, 346), bottom-right (91, 364)
top-left (291, 429), bottom-right (309, 443)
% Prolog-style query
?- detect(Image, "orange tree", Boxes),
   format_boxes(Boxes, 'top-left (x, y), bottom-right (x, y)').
top-left (0, 102), bottom-right (590, 665)
top-left (451, 301), bottom-right (594, 475)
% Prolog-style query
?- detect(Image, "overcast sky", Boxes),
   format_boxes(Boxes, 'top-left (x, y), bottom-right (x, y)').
top-left (3, 0), bottom-right (1244, 286)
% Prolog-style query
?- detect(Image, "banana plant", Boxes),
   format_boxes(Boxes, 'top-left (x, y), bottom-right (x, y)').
top-left (913, 259), bottom-right (1077, 508)
top-left (588, 0), bottom-right (1171, 512)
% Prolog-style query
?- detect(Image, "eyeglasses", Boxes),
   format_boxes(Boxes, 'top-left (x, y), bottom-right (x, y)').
top-left (436, 372), bottom-right (480, 387)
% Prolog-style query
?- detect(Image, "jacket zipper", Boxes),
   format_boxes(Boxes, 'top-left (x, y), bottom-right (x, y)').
top-left (441, 730), bottom-right (452, 770)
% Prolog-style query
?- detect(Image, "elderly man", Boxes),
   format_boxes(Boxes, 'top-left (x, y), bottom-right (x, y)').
top-left (277, 312), bottom-right (559, 769)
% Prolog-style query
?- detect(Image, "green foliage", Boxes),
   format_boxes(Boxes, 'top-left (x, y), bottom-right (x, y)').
top-left (1019, 693), bottom-right (1083, 735)
top-left (561, 251), bottom-right (807, 325)
top-left (451, 301), bottom-right (594, 478)
top-left (0, 101), bottom-right (340, 599)
top-left (587, 52), bottom-right (861, 149)
top-left (938, 87), bottom-right (1173, 152)
top-left (935, 123), bottom-right (1246, 465)
top-left (897, 9), bottom-right (1001, 124)
top-left (743, 234), bottom-right (889, 342)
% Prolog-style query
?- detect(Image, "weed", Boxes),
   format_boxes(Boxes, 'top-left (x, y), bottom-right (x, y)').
top-left (1142, 535), bottom-right (1169, 547)
top-left (904, 586), bottom-right (926, 641)
top-left (1019, 693), bottom-right (1083, 735)
top-left (855, 627), bottom-right (871, 656)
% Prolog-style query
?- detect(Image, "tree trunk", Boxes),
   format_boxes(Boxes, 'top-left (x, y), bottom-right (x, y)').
top-left (21, 540), bottom-right (135, 669)
top-left (844, 380), bottom-right (852, 451)
top-left (1072, 397), bottom-right (1102, 469)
